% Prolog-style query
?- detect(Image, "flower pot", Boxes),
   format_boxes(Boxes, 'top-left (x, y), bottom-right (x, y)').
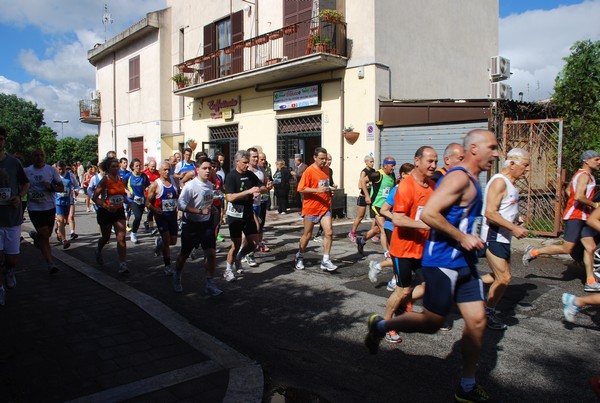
top-left (343, 131), bottom-right (360, 144)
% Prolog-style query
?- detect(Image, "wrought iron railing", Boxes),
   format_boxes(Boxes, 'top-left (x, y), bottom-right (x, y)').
top-left (79, 98), bottom-right (101, 119)
top-left (173, 16), bottom-right (347, 90)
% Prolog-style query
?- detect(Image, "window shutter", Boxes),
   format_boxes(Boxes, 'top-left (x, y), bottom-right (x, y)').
top-left (231, 10), bottom-right (244, 74)
top-left (283, 0), bottom-right (312, 59)
top-left (203, 23), bottom-right (216, 81)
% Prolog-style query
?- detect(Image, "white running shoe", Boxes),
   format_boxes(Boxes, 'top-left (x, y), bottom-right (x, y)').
top-left (118, 262), bottom-right (130, 275)
top-left (163, 264), bottom-right (174, 276)
top-left (368, 261), bottom-right (381, 283)
top-left (295, 256), bottom-right (305, 270)
top-left (320, 260), bottom-right (338, 272)
top-left (173, 272), bottom-right (183, 293)
top-left (387, 277), bottom-right (397, 292)
top-left (206, 280), bottom-right (223, 297)
top-left (223, 269), bottom-right (236, 282)
top-left (130, 232), bottom-right (139, 244)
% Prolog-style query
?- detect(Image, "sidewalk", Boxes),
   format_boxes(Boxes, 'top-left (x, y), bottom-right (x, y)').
top-left (0, 233), bottom-right (262, 402)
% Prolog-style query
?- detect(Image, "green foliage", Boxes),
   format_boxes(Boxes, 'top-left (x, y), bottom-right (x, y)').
top-left (38, 126), bottom-right (58, 163)
top-left (53, 137), bottom-right (80, 165)
top-left (553, 39), bottom-right (600, 176)
top-left (75, 134), bottom-right (99, 165)
top-left (0, 93), bottom-right (45, 154)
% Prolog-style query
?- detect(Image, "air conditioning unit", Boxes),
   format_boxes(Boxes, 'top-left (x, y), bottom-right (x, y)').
top-left (91, 90), bottom-right (100, 100)
top-left (489, 82), bottom-right (513, 100)
top-left (490, 56), bottom-right (510, 81)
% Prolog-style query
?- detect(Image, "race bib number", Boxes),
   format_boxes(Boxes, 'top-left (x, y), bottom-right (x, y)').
top-left (134, 195), bottom-right (144, 205)
top-left (382, 187), bottom-right (391, 198)
top-left (213, 190), bottom-right (223, 199)
top-left (415, 206), bottom-right (424, 221)
top-left (226, 202), bottom-right (243, 218)
top-left (0, 188), bottom-right (11, 205)
top-left (56, 191), bottom-right (70, 198)
top-left (162, 199), bottom-right (177, 212)
top-left (471, 216), bottom-right (483, 238)
top-left (318, 179), bottom-right (330, 189)
top-left (29, 191), bottom-right (49, 202)
top-left (109, 195), bottom-right (124, 207)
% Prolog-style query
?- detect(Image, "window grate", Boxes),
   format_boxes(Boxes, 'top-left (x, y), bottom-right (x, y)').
top-left (278, 115), bottom-right (322, 135)
top-left (210, 124), bottom-right (238, 140)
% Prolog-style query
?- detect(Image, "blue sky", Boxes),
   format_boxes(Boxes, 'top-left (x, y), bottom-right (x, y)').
top-left (0, 0), bottom-right (599, 138)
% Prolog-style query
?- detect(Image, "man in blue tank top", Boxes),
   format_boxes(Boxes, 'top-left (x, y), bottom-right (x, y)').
top-left (364, 129), bottom-right (499, 403)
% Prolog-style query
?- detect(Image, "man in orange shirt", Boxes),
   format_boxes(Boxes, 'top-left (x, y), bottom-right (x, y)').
top-left (380, 146), bottom-right (437, 343)
top-left (294, 147), bottom-right (337, 272)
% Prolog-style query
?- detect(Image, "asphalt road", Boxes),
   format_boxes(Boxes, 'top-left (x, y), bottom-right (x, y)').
top-left (29, 205), bottom-right (600, 402)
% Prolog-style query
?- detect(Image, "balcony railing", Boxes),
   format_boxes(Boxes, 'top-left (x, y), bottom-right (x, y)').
top-left (79, 98), bottom-right (101, 124)
top-left (173, 16), bottom-right (347, 91)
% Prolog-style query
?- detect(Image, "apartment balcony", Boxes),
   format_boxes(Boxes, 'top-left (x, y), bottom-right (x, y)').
top-left (173, 17), bottom-right (347, 99)
top-left (79, 98), bottom-right (101, 124)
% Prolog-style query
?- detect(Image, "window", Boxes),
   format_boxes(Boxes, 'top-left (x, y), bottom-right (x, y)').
top-left (129, 56), bottom-right (140, 91)
top-left (216, 18), bottom-right (232, 77)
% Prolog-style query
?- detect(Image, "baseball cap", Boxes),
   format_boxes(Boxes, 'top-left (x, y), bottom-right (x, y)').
top-left (581, 150), bottom-right (600, 161)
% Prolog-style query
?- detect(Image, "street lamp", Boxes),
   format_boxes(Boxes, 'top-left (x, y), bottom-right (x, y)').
top-left (53, 120), bottom-right (69, 139)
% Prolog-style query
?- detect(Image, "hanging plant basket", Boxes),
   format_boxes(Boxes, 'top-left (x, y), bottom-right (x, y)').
top-left (343, 130), bottom-right (360, 144)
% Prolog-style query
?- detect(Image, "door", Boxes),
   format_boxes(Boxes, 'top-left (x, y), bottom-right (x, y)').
top-left (130, 137), bottom-right (144, 163)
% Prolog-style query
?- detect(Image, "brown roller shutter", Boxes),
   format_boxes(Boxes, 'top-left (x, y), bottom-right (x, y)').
top-left (283, 0), bottom-right (312, 59)
top-left (130, 137), bottom-right (144, 163)
top-left (203, 23), bottom-right (216, 81)
top-left (231, 10), bottom-right (244, 74)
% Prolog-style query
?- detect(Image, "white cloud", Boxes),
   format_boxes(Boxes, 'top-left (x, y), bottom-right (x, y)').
top-left (500, 0), bottom-right (600, 101)
top-left (0, 0), bottom-right (165, 138)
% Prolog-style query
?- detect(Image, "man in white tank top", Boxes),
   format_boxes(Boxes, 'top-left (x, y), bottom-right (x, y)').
top-left (480, 148), bottom-right (530, 330)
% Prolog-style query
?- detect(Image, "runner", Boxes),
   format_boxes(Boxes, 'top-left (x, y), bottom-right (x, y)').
top-left (25, 148), bottom-right (64, 274)
top-left (0, 126), bottom-right (29, 305)
top-left (381, 147), bottom-right (436, 343)
top-left (364, 129), bottom-right (498, 402)
top-left (480, 148), bottom-right (530, 330)
top-left (55, 161), bottom-right (79, 249)
top-left (431, 143), bottom-right (464, 183)
top-left (223, 150), bottom-right (265, 281)
top-left (294, 147), bottom-right (337, 272)
top-left (173, 157), bottom-right (222, 296)
top-left (257, 152), bottom-right (273, 252)
top-left (92, 157), bottom-right (129, 274)
top-left (125, 158), bottom-right (150, 244)
top-left (273, 159), bottom-right (291, 214)
top-left (118, 157), bottom-right (132, 230)
top-left (349, 155), bottom-right (376, 242)
top-left (523, 150), bottom-right (600, 292)
top-left (368, 162), bottom-right (414, 291)
top-left (356, 157), bottom-right (397, 255)
top-left (142, 159), bottom-right (160, 235)
top-left (146, 161), bottom-right (178, 275)
top-left (83, 165), bottom-right (96, 212)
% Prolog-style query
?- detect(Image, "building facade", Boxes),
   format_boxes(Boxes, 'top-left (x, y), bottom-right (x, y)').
top-left (82, 0), bottom-right (499, 210)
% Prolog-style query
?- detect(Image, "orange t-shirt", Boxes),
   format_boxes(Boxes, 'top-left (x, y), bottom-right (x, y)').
top-left (389, 175), bottom-right (434, 259)
top-left (297, 164), bottom-right (331, 216)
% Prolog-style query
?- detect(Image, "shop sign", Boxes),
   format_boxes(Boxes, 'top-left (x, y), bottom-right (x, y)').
top-left (273, 84), bottom-right (320, 111)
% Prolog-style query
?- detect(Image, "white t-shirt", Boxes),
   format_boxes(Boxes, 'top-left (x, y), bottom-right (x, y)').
top-left (177, 177), bottom-right (214, 223)
top-left (25, 164), bottom-right (62, 211)
top-left (250, 166), bottom-right (265, 207)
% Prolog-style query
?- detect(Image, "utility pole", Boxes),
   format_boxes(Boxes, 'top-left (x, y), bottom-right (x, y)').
top-left (53, 120), bottom-right (69, 139)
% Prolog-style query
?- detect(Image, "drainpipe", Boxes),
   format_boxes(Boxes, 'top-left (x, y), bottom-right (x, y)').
top-left (339, 78), bottom-right (344, 189)
top-left (112, 51), bottom-right (117, 152)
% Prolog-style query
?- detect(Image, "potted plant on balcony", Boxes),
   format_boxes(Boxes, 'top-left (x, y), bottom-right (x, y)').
top-left (79, 100), bottom-right (90, 118)
top-left (170, 73), bottom-right (191, 89)
top-left (319, 9), bottom-right (344, 23)
top-left (343, 125), bottom-right (359, 144)
top-left (311, 33), bottom-right (331, 53)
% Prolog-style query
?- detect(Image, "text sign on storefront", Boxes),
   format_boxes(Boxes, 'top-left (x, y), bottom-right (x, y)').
top-left (273, 85), bottom-right (320, 111)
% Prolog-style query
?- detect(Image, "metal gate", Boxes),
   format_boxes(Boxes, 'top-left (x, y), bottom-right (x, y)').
top-left (502, 118), bottom-right (564, 236)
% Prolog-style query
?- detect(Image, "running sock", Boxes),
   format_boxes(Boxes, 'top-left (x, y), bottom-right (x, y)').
top-left (531, 249), bottom-right (539, 258)
top-left (460, 377), bottom-right (476, 392)
top-left (296, 251), bottom-right (303, 259)
top-left (587, 277), bottom-right (597, 284)
top-left (226, 262), bottom-right (233, 271)
top-left (323, 254), bottom-right (330, 262)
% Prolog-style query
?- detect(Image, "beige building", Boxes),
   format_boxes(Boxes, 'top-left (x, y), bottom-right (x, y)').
top-left (82, 0), bottom-right (499, 211)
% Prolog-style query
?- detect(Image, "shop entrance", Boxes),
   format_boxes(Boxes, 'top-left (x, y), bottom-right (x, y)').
top-left (203, 124), bottom-right (239, 174)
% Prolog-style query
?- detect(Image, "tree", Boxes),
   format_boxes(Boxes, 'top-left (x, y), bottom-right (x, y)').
top-left (553, 39), bottom-right (600, 176)
top-left (38, 126), bottom-right (59, 163)
top-left (75, 134), bottom-right (99, 166)
top-left (0, 93), bottom-right (45, 154)
top-left (53, 137), bottom-right (79, 165)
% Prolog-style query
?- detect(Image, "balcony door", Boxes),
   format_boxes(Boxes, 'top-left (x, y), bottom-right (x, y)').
top-left (203, 11), bottom-right (243, 82)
